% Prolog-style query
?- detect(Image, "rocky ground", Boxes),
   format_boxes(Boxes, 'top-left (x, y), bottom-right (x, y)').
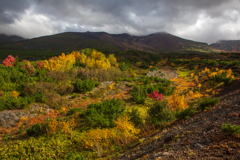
top-left (0, 104), bottom-right (51, 128)
top-left (114, 79), bottom-right (240, 160)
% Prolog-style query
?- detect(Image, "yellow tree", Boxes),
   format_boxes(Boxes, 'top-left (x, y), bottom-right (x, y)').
top-left (108, 54), bottom-right (117, 65)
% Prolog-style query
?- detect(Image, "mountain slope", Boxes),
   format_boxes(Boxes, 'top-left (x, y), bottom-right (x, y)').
top-left (210, 40), bottom-right (240, 52)
top-left (0, 34), bottom-right (26, 42)
top-left (0, 32), bottom-right (219, 54)
top-left (115, 79), bottom-right (240, 160)
top-left (86, 32), bottom-right (219, 53)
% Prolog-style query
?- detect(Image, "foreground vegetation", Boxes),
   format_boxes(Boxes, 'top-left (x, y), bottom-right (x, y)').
top-left (0, 49), bottom-right (240, 159)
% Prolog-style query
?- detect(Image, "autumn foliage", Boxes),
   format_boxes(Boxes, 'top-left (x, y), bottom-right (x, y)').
top-left (78, 116), bottom-right (139, 157)
top-left (76, 49), bottom-right (111, 69)
top-left (21, 61), bottom-right (35, 76)
top-left (147, 91), bottom-right (164, 101)
top-left (3, 55), bottom-right (16, 67)
top-left (43, 53), bottom-right (76, 71)
top-left (36, 61), bottom-right (44, 70)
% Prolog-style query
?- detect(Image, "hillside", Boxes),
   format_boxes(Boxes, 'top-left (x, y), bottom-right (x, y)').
top-left (211, 40), bottom-right (240, 52)
top-left (0, 34), bottom-right (26, 42)
top-left (0, 32), bottom-right (220, 61)
top-left (0, 50), bottom-right (240, 159)
top-left (116, 79), bottom-right (240, 160)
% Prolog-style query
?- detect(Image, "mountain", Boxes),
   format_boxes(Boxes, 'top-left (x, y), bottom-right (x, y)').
top-left (86, 32), bottom-right (219, 53)
top-left (0, 34), bottom-right (26, 42)
top-left (0, 32), bottom-right (219, 53)
top-left (210, 40), bottom-right (240, 52)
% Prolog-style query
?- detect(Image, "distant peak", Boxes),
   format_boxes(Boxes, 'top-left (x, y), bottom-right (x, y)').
top-left (152, 32), bottom-right (169, 35)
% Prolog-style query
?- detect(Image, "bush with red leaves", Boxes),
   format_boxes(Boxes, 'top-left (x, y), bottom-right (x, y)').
top-left (147, 91), bottom-right (164, 101)
top-left (3, 55), bottom-right (16, 67)
top-left (36, 61), bottom-right (44, 70)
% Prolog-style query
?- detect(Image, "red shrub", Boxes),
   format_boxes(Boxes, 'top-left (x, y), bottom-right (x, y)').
top-left (3, 55), bottom-right (16, 67)
top-left (147, 91), bottom-right (164, 101)
top-left (37, 61), bottom-right (44, 70)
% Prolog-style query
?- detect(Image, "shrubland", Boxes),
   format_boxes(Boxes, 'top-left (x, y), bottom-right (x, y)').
top-left (0, 50), bottom-right (239, 159)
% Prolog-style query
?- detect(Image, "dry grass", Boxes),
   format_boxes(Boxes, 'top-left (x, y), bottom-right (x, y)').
top-left (76, 67), bottom-right (131, 82)
top-left (56, 84), bottom-right (74, 95)
top-left (47, 71), bottom-right (70, 83)
top-left (43, 89), bottom-right (67, 110)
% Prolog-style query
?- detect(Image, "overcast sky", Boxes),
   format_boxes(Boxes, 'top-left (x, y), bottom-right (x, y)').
top-left (0, 0), bottom-right (240, 44)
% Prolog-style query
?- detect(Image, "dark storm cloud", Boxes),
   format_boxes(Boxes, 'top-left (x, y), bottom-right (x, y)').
top-left (0, 0), bottom-right (31, 24)
top-left (0, 0), bottom-right (240, 43)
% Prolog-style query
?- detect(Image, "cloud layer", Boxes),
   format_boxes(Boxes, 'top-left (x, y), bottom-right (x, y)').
top-left (0, 0), bottom-right (240, 43)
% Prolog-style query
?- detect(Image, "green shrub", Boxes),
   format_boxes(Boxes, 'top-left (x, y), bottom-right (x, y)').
top-left (209, 73), bottom-right (233, 85)
top-left (119, 63), bottom-right (130, 71)
top-left (71, 93), bottom-right (79, 99)
top-left (138, 76), bottom-right (153, 85)
top-left (193, 87), bottom-right (199, 92)
top-left (220, 61), bottom-right (230, 66)
top-left (80, 48), bottom-right (94, 56)
top-left (131, 77), bottom-right (175, 104)
top-left (220, 60), bottom-right (240, 66)
top-left (75, 60), bottom-right (86, 68)
top-left (175, 104), bottom-right (197, 120)
top-left (125, 83), bottom-right (133, 87)
top-left (205, 60), bottom-right (218, 66)
top-left (131, 86), bottom-right (146, 104)
top-left (0, 134), bottom-right (80, 159)
top-left (34, 91), bottom-right (47, 103)
top-left (150, 67), bottom-right (158, 71)
top-left (66, 151), bottom-right (85, 160)
top-left (0, 96), bottom-right (34, 111)
top-left (127, 108), bottom-right (143, 127)
top-left (26, 123), bottom-right (46, 136)
top-left (73, 79), bottom-right (95, 93)
top-left (146, 84), bottom-right (175, 96)
top-left (199, 97), bottom-right (219, 111)
top-left (67, 107), bottom-right (82, 116)
top-left (115, 77), bottom-right (136, 82)
top-left (222, 123), bottom-right (240, 135)
top-left (80, 98), bottom-right (125, 128)
top-left (139, 63), bottom-right (149, 69)
top-left (147, 101), bottom-right (175, 125)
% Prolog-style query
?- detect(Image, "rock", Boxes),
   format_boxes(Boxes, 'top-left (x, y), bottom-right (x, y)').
top-left (0, 109), bottom-right (38, 127)
top-left (155, 152), bottom-right (162, 157)
top-left (164, 135), bottom-right (174, 143)
top-left (65, 96), bottom-right (72, 99)
top-left (46, 109), bottom-right (52, 113)
top-left (193, 143), bottom-right (204, 150)
top-left (162, 152), bottom-right (170, 156)
top-left (205, 139), bottom-right (212, 143)
top-left (0, 118), bottom-right (6, 126)
top-left (9, 121), bottom-right (15, 127)
top-left (28, 113), bottom-right (38, 118)
top-left (149, 154), bottom-right (156, 159)
top-left (12, 115), bottom-right (20, 121)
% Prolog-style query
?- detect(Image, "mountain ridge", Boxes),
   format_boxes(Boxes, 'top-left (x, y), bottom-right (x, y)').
top-left (3, 31), bottom-right (218, 53)
top-left (0, 34), bottom-right (26, 42)
top-left (210, 40), bottom-right (240, 52)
